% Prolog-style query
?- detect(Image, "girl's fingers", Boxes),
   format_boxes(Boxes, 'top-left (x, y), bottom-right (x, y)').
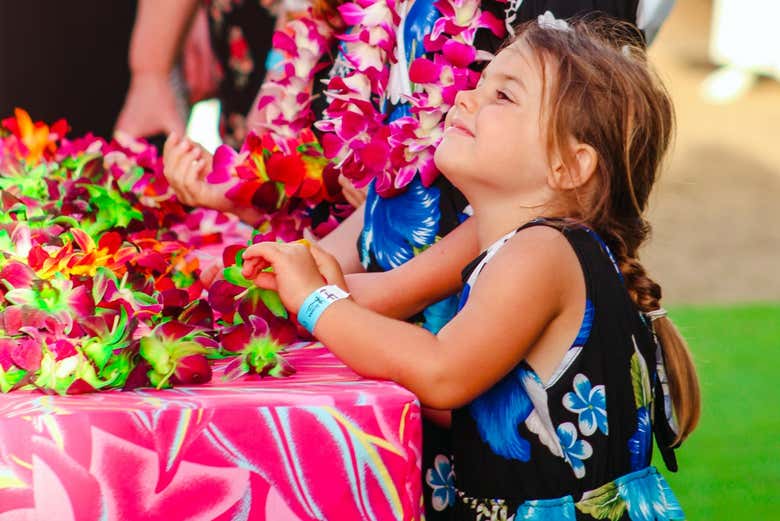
top-left (242, 242), bottom-right (283, 268)
top-left (241, 256), bottom-right (269, 278)
top-left (309, 244), bottom-right (337, 273)
top-left (309, 244), bottom-right (346, 289)
top-left (301, 227), bottom-right (319, 246)
top-left (252, 272), bottom-right (278, 291)
top-left (172, 138), bottom-right (194, 171)
top-left (199, 263), bottom-right (221, 288)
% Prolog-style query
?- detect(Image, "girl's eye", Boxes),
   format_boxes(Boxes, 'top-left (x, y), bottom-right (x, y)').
top-left (496, 90), bottom-right (512, 102)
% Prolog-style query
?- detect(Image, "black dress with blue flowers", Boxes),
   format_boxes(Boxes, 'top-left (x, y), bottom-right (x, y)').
top-left (445, 219), bottom-right (684, 520)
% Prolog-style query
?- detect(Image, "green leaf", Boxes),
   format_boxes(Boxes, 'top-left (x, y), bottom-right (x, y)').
top-left (82, 338), bottom-right (114, 372)
top-left (105, 307), bottom-right (130, 346)
top-left (99, 352), bottom-right (133, 388)
top-left (62, 153), bottom-right (103, 180)
top-left (0, 366), bottom-right (27, 393)
top-left (576, 480), bottom-right (627, 521)
top-left (116, 165), bottom-right (145, 192)
top-left (258, 289), bottom-right (288, 318)
top-left (83, 184), bottom-right (144, 234)
top-left (630, 341), bottom-right (652, 409)
top-left (246, 336), bottom-right (283, 374)
top-left (170, 340), bottom-right (209, 360)
top-left (33, 351), bottom-right (62, 392)
top-left (223, 265), bottom-right (251, 288)
top-left (148, 369), bottom-right (172, 390)
top-left (49, 215), bottom-right (81, 228)
top-left (139, 337), bottom-right (173, 375)
top-left (74, 356), bottom-right (111, 391)
top-left (134, 291), bottom-right (161, 306)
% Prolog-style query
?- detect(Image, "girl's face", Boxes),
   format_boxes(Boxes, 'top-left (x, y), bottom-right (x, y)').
top-left (434, 41), bottom-right (554, 200)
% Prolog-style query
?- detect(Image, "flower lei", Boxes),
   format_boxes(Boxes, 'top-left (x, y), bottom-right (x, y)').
top-left (212, 0), bottom-right (506, 203)
top-left (0, 109), bottom-right (299, 395)
top-left (207, 13), bottom-right (350, 238)
top-left (316, 0), bottom-right (507, 197)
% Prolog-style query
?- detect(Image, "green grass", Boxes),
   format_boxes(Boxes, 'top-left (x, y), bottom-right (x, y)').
top-left (657, 303), bottom-right (780, 519)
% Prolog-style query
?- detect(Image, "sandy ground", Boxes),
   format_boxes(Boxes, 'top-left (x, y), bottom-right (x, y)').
top-left (640, 0), bottom-right (780, 304)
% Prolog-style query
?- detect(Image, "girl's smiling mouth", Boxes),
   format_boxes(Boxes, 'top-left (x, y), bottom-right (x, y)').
top-left (446, 118), bottom-right (475, 137)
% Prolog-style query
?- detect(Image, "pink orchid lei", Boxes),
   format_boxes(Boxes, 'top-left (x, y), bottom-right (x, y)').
top-left (316, 0), bottom-right (506, 197)
top-left (0, 110), bottom-right (299, 395)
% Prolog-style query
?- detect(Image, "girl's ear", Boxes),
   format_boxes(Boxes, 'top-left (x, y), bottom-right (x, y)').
top-left (548, 141), bottom-right (598, 190)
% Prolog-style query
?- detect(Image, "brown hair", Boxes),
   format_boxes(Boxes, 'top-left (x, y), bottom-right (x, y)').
top-left (514, 17), bottom-right (700, 444)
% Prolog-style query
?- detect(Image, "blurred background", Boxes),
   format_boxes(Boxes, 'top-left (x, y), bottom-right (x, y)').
top-left (641, 2), bottom-right (780, 518)
top-left (1, 0), bottom-right (779, 518)
top-left (644, 0), bottom-right (780, 304)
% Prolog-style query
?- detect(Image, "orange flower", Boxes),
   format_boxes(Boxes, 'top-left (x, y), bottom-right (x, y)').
top-left (1, 108), bottom-right (66, 165)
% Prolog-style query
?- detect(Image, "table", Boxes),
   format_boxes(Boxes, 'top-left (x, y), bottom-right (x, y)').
top-left (0, 345), bottom-right (423, 520)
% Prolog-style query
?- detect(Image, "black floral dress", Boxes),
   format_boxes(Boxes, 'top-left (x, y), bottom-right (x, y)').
top-left (445, 219), bottom-right (684, 520)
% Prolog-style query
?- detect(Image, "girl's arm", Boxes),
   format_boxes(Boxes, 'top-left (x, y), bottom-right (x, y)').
top-left (313, 206), bottom-right (366, 274)
top-left (344, 218), bottom-right (479, 319)
top-left (243, 226), bottom-right (575, 408)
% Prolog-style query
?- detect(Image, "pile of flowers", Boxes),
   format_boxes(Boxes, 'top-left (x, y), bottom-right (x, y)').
top-left (0, 109), bottom-right (318, 395)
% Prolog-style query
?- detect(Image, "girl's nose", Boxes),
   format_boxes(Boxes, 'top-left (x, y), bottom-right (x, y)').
top-left (455, 88), bottom-right (478, 113)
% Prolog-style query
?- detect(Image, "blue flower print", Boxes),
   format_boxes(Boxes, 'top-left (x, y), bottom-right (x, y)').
top-left (556, 422), bottom-right (593, 479)
top-left (422, 293), bottom-right (460, 334)
top-left (616, 467), bottom-right (685, 521)
top-left (516, 496), bottom-right (577, 521)
top-left (628, 406), bottom-right (652, 471)
top-left (470, 367), bottom-right (534, 462)
top-left (425, 454), bottom-right (455, 511)
top-left (562, 373), bottom-right (608, 436)
top-left (359, 177), bottom-right (440, 271)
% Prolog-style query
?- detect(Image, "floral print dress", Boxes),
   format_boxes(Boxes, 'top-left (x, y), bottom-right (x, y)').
top-left (449, 218), bottom-right (684, 521)
top-left (204, 0), bottom-right (277, 149)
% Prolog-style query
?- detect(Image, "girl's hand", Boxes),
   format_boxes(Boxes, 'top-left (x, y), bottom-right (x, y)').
top-left (162, 133), bottom-right (231, 211)
top-left (242, 242), bottom-right (347, 314)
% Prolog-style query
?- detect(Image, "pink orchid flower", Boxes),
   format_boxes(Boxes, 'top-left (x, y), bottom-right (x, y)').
top-left (4, 274), bottom-right (93, 335)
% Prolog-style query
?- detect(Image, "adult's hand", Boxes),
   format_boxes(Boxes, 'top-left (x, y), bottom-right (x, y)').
top-left (115, 0), bottom-right (200, 138)
top-left (115, 73), bottom-right (186, 138)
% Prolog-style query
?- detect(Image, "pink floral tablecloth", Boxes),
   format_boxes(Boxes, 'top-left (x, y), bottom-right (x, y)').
top-left (0, 345), bottom-right (423, 520)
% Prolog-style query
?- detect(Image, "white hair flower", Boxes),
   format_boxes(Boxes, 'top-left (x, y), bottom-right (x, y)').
top-left (537, 11), bottom-right (572, 32)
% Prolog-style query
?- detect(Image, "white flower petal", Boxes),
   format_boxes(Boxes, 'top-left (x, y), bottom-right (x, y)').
top-left (579, 409), bottom-right (597, 436)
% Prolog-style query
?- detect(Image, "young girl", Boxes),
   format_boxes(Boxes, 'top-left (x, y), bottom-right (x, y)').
top-left (245, 13), bottom-right (698, 521)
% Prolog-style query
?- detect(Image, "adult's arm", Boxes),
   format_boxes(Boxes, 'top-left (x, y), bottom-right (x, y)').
top-left (114, 0), bottom-right (200, 137)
